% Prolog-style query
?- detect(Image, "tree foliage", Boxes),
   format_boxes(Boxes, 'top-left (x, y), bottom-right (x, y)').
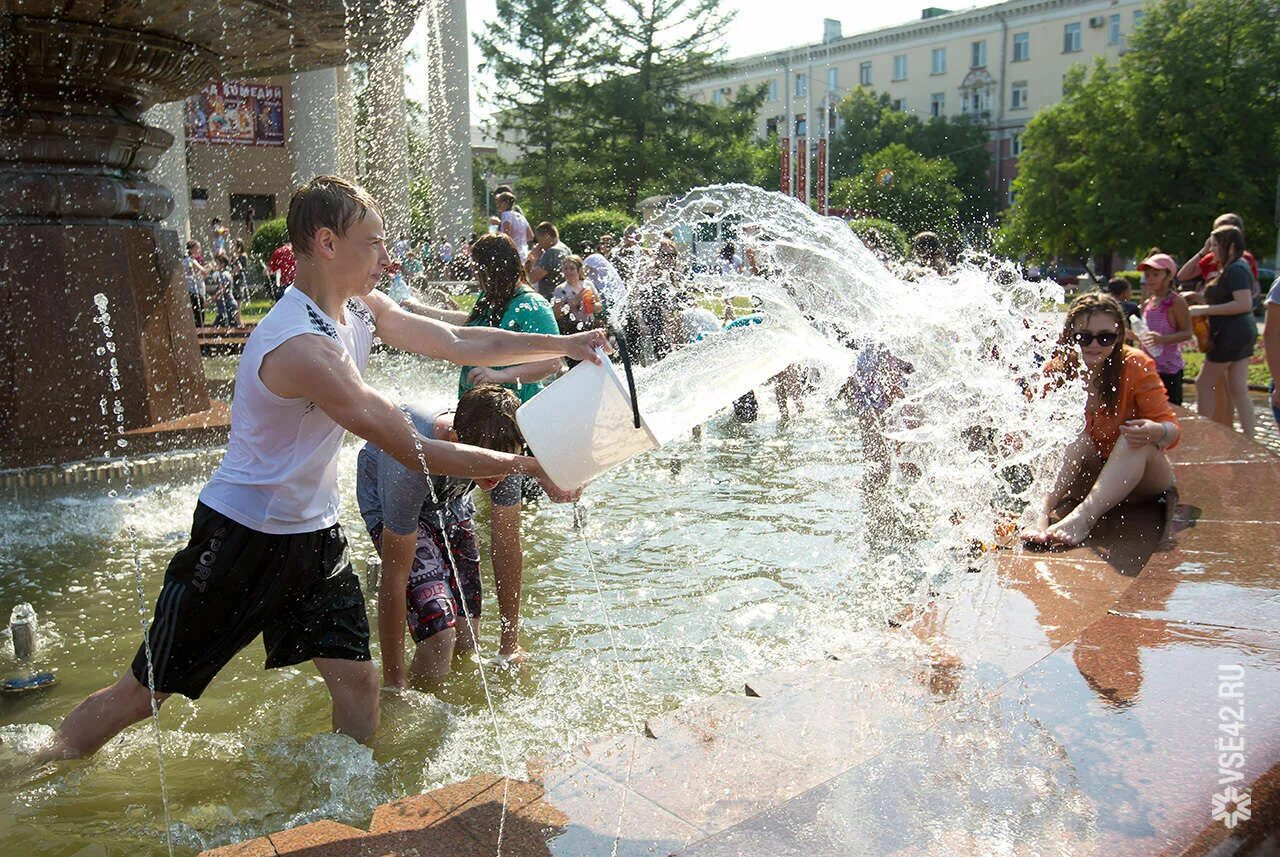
top-left (831, 144), bottom-right (967, 244)
top-left (999, 0), bottom-right (1280, 262)
top-left (478, 0), bottom-right (768, 217)
top-left (830, 87), bottom-right (995, 229)
top-left (474, 0), bottom-right (601, 219)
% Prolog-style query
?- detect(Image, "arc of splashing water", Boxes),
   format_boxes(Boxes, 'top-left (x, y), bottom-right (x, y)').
top-left (93, 293), bottom-right (176, 857)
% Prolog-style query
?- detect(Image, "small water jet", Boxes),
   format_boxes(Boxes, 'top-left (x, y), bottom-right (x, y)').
top-left (2, 603), bottom-right (57, 694)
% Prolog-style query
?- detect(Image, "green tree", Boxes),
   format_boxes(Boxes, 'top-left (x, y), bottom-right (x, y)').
top-left (475, 0), bottom-right (600, 219)
top-left (830, 87), bottom-right (994, 228)
top-left (1000, 0), bottom-right (1280, 263)
top-left (830, 143), bottom-right (966, 243)
top-left (576, 0), bottom-right (735, 212)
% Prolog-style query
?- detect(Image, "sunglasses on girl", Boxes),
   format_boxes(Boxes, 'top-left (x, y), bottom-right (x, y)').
top-left (1070, 330), bottom-right (1119, 347)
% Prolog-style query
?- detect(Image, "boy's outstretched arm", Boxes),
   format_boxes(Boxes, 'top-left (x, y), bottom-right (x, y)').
top-left (360, 289), bottom-right (607, 368)
top-left (258, 334), bottom-right (579, 501)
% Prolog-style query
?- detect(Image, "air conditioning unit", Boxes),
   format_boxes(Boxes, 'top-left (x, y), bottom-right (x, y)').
top-left (1088, 16), bottom-right (1105, 27)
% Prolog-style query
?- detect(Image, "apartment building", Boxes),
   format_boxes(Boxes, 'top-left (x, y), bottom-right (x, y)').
top-left (689, 0), bottom-right (1146, 206)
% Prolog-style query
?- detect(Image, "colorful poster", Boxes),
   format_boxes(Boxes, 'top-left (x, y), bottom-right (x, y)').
top-left (184, 82), bottom-right (286, 146)
top-left (779, 137), bottom-right (791, 196)
top-left (796, 138), bottom-right (808, 202)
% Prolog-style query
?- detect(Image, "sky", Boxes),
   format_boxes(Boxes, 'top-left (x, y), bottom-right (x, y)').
top-left (436, 0), bottom-right (996, 121)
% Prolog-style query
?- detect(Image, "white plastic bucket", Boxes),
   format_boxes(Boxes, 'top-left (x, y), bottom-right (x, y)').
top-left (516, 350), bottom-right (659, 489)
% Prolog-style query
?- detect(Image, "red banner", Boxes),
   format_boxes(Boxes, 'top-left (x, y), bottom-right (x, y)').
top-left (796, 138), bottom-right (808, 202)
top-left (816, 138), bottom-right (828, 215)
top-left (184, 81), bottom-right (286, 146)
top-left (779, 137), bottom-right (791, 196)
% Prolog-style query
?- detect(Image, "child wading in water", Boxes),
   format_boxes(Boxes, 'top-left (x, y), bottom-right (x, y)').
top-left (35, 176), bottom-right (607, 763)
top-left (357, 386), bottom-right (531, 686)
top-left (1024, 294), bottom-right (1179, 549)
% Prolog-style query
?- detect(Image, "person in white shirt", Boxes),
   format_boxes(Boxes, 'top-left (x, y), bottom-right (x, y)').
top-left (496, 191), bottom-right (533, 263)
top-left (36, 176), bottom-right (608, 763)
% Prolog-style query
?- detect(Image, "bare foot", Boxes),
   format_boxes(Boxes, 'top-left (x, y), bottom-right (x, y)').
top-left (1025, 514), bottom-right (1093, 550)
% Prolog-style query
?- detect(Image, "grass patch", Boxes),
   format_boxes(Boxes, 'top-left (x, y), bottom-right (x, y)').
top-left (1181, 350), bottom-right (1271, 388)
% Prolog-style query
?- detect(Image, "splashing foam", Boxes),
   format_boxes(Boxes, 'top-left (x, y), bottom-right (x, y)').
top-left (638, 184), bottom-right (1081, 582)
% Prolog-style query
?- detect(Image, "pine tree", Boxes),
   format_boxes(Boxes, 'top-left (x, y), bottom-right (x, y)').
top-left (475, 0), bottom-right (601, 218)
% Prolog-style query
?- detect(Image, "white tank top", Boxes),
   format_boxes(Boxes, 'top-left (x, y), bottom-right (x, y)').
top-left (200, 286), bottom-right (377, 534)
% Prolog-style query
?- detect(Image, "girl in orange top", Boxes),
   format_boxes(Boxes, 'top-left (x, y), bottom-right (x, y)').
top-left (1024, 294), bottom-right (1179, 549)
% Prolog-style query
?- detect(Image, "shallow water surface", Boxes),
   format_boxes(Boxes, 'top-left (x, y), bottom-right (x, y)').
top-left (0, 352), bottom-right (907, 856)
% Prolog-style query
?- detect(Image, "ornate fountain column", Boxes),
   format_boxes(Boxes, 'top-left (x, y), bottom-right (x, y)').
top-left (0, 17), bottom-right (217, 468)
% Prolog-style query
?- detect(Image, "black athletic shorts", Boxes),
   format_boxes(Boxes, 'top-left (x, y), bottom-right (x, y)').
top-left (130, 502), bottom-right (371, 699)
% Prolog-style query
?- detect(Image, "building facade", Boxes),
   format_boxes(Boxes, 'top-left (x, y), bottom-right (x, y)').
top-left (688, 0), bottom-right (1146, 206)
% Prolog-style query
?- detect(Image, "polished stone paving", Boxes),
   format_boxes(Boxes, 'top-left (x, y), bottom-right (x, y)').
top-left (203, 410), bottom-right (1280, 856)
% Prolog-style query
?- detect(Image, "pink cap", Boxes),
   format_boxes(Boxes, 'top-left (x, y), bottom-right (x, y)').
top-left (1138, 253), bottom-right (1177, 275)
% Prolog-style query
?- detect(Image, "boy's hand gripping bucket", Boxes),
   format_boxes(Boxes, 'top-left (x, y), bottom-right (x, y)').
top-left (516, 348), bottom-right (658, 490)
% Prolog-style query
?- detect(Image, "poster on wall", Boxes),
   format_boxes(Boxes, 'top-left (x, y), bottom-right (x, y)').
top-left (184, 82), bottom-right (285, 146)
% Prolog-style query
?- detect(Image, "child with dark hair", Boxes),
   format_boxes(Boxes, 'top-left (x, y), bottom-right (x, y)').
top-left (1105, 277), bottom-right (1140, 321)
top-left (357, 385), bottom-right (532, 683)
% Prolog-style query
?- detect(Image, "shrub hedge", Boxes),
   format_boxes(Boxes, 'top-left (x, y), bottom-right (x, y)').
top-left (847, 217), bottom-right (910, 261)
top-left (558, 209), bottom-right (634, 254)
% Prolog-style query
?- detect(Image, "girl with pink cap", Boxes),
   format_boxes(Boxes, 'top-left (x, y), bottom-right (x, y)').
top-left (1137, 253), bottom-right (1192, 405)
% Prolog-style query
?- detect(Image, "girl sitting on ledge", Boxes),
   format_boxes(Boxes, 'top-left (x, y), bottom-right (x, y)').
top-left (1024, 293), bottom-right (1180, 549)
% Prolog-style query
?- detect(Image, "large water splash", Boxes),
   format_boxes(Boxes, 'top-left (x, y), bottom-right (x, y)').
top-left (633, 184), bottom-right (1082, 578)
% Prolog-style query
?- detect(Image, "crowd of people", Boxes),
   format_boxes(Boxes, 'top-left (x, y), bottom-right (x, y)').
top-left (182, 219), bottom-right (254, 329)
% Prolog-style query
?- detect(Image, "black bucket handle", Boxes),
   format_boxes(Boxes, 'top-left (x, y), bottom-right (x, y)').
top-left (609, 326), bottom-right (642, 429)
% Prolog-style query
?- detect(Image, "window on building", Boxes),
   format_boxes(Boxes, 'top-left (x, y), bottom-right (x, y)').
top-left (891, 97), bottom-right (905, 112)
top-left (795, 73), bottom-right (808, 97)
top-left (827, 67), bottom-right (838, 91)
top-left (1011, 133), bottom-right (1023, 156)
top-left (1013, 32), bottom-right (1030, 61)
top-left (1011, 81), bottom-right (1028, 109)
top-left (767, 78), bottom-right (778, 102)
top-left (1064, 22), bottom-right (1081, 53)
top-left (1108, 14), bottom-right (1121, 45)
top-left (892, 54), bottom-right (907, 81)
top-left (964, 89), bottom-right (988, 114)
top-left (795, 114), bottom-right (807, 136)
top-left (766, 116), bottom-right (779, 136)
top-left (931, 48), bottom-right (946, 75)
top-left (230, 193), bottom-right (275, 224)
top-left (712, 90), bottom-right (724, 105)
top-left (971, 40), bottom-right (987, 68)
top-left (859, 61), bottom-right (872, 86)
top-left (930, 92), bottom-right (946, 117)
top-left (1133, 10), bottom-right (1145, 30)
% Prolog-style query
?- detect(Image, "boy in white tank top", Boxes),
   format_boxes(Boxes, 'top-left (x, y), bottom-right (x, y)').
top-left (38, 176), bottom-right (609, 762)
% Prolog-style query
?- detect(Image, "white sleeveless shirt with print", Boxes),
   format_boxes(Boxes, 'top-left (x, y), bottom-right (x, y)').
top-left (200, 286), bottom-right (377, 534)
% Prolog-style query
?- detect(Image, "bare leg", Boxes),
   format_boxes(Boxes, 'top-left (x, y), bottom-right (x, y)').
top-left (314, 658), bottom-right (379, 742)
top-left (1226, 358), bottom-right (1255, 439)
top-left (37, 672), bottom-right (168, 762)
top-left (1027, 432), bottom-right (1102, 532)
top-left (1197, 360), bottom-right (1229, 424)
top-left (1038, 441), bottom-right (1175, 547)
